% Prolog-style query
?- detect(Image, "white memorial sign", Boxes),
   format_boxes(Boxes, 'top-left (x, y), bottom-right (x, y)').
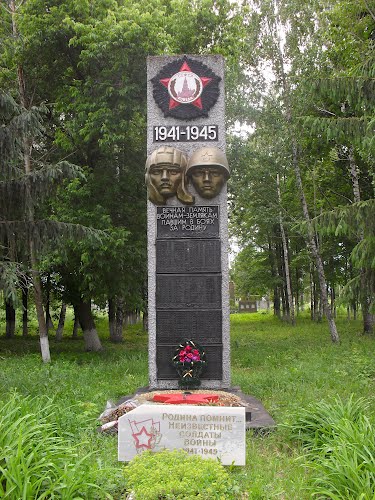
top-left (118, 404), bottom-right (246, 466)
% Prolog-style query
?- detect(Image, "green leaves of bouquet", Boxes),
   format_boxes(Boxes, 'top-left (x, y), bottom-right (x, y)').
top-left (172, 340), bottom-right (206, 388)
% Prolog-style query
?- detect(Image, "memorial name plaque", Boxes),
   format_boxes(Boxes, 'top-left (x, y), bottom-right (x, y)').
top-left (156, 275), bottom-right (222, 309)
top-left (156, 310), bottom-right (222, 344)
top-left (118, 404), bottom-right (245, 465)
top-left (157, 206), bottom-right (219, 238)
top-left (156, 239), bottom-right (221, 274)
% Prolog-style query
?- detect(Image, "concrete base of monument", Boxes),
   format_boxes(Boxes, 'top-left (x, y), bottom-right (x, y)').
top-left (117, 386), bottom-right (275, 431)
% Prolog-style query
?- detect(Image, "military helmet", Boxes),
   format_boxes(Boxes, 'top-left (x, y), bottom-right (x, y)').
top-left (186, 147), bottom-right (230, 179)
top-left (145, 146), bottom-right (187, 171)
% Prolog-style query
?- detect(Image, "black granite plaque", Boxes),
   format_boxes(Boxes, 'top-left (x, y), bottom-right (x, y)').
top-left (156, 310), bottom-right (222, 344)
top-left (156, 275), bottom-right (221, 309)
top-left (156, 239), bottom-right (221, 274)
top-left (157, 344), bottom-right (223, 379)
top-left (157, 206), bottom-right (219, 239)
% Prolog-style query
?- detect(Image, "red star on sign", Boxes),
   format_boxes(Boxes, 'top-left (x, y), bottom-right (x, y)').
top-left (153, 393), bottom-right (219, 405)
top-left (160, 61), bottom-right (212, 110)
top-left (132, 426), bottom-right (153, 449)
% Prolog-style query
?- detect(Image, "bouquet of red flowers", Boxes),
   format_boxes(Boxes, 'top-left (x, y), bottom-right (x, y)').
top-left (172, 340), bottom-right (206, 389)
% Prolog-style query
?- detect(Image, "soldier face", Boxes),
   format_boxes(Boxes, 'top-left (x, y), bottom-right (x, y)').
top-left (190, 167), bottom-right (225, 198)
top-left (149, 165), bottom-right (182, 198)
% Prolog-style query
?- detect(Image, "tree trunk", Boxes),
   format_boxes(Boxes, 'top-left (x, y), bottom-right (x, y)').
top-left (363, 303), bottom-right (374, 333)
top-left (30, 245), bottom-right (51, 362)
top-left (114, 298), bottom-right (124, 343)
top-left (77, 299), bottom-right (102, 351)
top-left (361, 270), bottom-right (374, 333)
top-left (353, 301), bottom-right (357, 320)
top-left (318, 292), bottom-right (323, 323)
top-left (45, 274), bottom-right (55, 332)
top-left (281, 282), bottom-right (287, 319)
top-left (295, 268), bottom-right (300, 314)
top-left (11, 0), bottom-right (51, 362)
top-left (277, 173), bottom-right (295, 325)
top-left (348, 147), bottom-right (361, 203)
top-left (268, 237), bottom-right (281, 318)
top-left (310, 266), bottom-right (315, 320)
top-left (292, 142), bottom-right (339, 342)
top-left (274, 290), bottom-right (281, 318)
top-left (330, 286), bottom-right (336, 318)
top-left (348, 147), bottom-right (373, 334)
top-left (275, 238), bottom-right (287, 318)
top-left (22, 285), bottom-right (28, 336)
top-left (72, 305), bottom-right (80, 339)
top-left (46, 312), bottom-right (54, 331)
top-left (55, 302), bottom-right (66, 341)
top-left (143, 310), bottom-right (148, 332)
top-left (5, 299), bottom-right (16, 338)
top-left (108, 297), bottom-right (116, 340)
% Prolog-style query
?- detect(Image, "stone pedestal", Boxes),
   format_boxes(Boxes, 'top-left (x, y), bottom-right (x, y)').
top-left (147, 55), bottom-right (230, 389)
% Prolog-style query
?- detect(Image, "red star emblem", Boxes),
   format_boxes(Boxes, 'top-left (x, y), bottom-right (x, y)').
top-left (160, 61), bottom-right (212, 111)
top-left (132, 426), bottom-right (153, 449)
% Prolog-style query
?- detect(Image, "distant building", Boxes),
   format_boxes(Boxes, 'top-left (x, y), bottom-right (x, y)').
top-left (238, 300), bottom-right (257, 313)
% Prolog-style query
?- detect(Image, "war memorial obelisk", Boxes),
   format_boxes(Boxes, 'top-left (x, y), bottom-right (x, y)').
top-left (146, 55), bottom-right (230, 389)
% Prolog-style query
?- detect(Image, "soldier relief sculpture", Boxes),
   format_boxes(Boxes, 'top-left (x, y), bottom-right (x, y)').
top-left (145, 146), bottom-right (194, 205)
top-left (186, 147), bottom-right (229, 199)
top-left (145, 146), bottom-right (230, 205)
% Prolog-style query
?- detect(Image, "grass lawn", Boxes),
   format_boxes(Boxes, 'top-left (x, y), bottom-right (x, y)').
top-left (0, 311), bottom-right (374, 498)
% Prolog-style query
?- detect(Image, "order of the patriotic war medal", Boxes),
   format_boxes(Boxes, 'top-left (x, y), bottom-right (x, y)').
top-left (152, 57), bottom-right (221, 120)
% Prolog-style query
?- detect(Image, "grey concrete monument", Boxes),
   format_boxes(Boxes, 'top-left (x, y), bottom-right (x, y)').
top-left (146, 55), bottom-right (230, 389)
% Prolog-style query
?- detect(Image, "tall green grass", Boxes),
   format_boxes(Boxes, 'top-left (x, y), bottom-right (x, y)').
top-left (0, 392), bottom-right (107, 499)
top-left (285, 396), bottom-right (375, 499)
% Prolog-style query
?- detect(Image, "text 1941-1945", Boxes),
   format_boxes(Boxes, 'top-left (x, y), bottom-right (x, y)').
top-left (154, 125), bottom-right (218, 142)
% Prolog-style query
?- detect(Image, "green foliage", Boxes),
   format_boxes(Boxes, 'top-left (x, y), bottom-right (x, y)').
top-left (0, 90), bottom-right (86, 305)
top-left (0, 391), bottom-right (105, 499)
top-left (0, 261), bottom-right (26, 304)
top-left (228, 0), bottom-right (374, 329)
top-left (124, 449), bottom-right (241, 499)
top-left (285, 396), bottom-right (375, 499)
top-left (0, 0), bottom-right (245, 311)
top-left (232, 245), bottom-right (274, 298)
top-left (317, 200), bottom-right (375, 268)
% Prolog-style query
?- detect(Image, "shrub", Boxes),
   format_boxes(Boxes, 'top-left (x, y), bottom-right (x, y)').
top-left (285, 396), bottom-right (375, 499)
top-left (124, 449), bottom-right (241, 499)
top-left (0, 391), bottom-right (103, 499)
